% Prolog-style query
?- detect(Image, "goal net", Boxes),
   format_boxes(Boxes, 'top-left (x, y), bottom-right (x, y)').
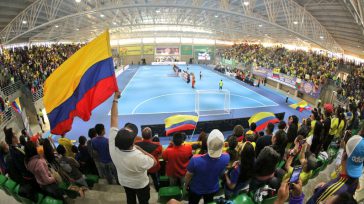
top-left (195, 89), bottom-right (230, 116)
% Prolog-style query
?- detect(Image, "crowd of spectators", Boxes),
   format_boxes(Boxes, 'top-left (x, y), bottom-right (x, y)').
top-left (0, 91), bottom-right (362, 203)
top-left (0, 44), bottom-right (82, 93)
top-left (218, 43), bottom-right (364, 103)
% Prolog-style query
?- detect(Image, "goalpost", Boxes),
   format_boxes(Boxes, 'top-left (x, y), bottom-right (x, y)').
top-left (195, 89), bottom-right (231, 116)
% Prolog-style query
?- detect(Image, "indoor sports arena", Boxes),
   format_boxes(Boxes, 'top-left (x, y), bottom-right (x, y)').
top-left (0, 0), bottom-right (363, 203)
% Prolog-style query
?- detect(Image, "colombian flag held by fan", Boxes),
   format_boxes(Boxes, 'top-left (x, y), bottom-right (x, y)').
top-left (290, 100), bottom-right (313, 112)
top-left (248, 112), bottom-right (280, 132)
top-left (43, 30), bottom-right (118, 135)
top-left (11, 98), bottom-right (21, 114)
top-left (165, 114), bottom-right (199, 136)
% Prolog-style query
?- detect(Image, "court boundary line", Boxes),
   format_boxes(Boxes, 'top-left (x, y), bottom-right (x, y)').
top-left (205, 67), bottom-right (279, 106)
top-left (119, 66), bottom-right (142, 98)
top-left (121, 92), bottom-right (277, 115)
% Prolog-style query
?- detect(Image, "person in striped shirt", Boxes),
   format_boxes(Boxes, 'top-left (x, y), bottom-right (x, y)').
top-left (307, 135), bottom-right (364, 204)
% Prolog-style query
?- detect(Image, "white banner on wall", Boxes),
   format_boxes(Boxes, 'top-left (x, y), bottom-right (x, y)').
top-left (151, 62), bottom-right (186, 65)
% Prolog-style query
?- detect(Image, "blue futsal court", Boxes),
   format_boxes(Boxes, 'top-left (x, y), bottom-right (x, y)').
top-left (118, 65), bottom-right (277, 115)
top-left (59, 64), bottom-right (311, 143)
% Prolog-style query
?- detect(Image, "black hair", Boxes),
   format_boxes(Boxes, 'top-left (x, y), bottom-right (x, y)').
top-left (254, 146), bottom-right (280, 177)
top-left (250, 122), bottom-right (257, 131)
top-left (95, 124), bottom-right (105, 136)
top-left (4, 127), bottom-right (14, 145)
top-left (71, 145), bottom-right (78, 154)
top-left (124, 123), bottom-right (138, 137)
top-left (88, 128), bottom-right (97, 139)
top-left (43, 139), bottom-right (56, 163)
top-left (278, 120), bottom-right (286, 130)
top-left (232, 125), bottom-right (244, 137)
top-left (79, 136), bottom-right (87, 145)
top-left (238, 142), bottom-right (255, 182)
top-left (19, 135), bottom-right (27, 147)
top-left (21, 129), bottom-right (27, 136)
top-left (115, 128), bottom-right (135, 150)
top-left (24, 141), bottom-right (38, 163)
top-left (56, 144), bottom-right (66, 156)
top-left (172, 132), bottom-right (185, 146)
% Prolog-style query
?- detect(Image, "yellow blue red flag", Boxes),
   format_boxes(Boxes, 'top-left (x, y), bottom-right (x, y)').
top-left (165, 115), bottom-right (199, 136)
top-left (248, 112), bottom-right (279, 132)
top-left (290, 100), bottom-right (312, 112)
top-left (11, 98), bottom-right (21, 114)
top-left (43, 31), bottom-right (118, 135)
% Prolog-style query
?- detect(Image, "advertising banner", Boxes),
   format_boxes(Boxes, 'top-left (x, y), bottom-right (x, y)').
top-left (252, 67), bottom-right (321, 98)
top-left (155, 47), bottom-right (180, 55)
top-left (120, 46), bottom-right (141, 56)
top-left (143, 45), bottom-right (154, 55)
top-left (181, 45), bottom-right (193, 55)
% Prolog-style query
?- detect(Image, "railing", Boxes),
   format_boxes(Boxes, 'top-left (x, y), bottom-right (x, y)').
top-left (1, 81), bottom-right (22, 96)
top-left (0, 108), bottom-right (17, 129)
top-left (32, 88), bottom-right (44, 102)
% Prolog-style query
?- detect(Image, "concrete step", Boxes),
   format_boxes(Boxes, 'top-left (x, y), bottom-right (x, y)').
top-left (71, 190), bottom-right (125, 204)
top-left (92, 183), bottom-right (124, 193)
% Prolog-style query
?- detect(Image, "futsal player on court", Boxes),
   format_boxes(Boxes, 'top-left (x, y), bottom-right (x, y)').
top-left (200, 71), bottom-right (202, 80)
top-left (219, 79), bottom-right (223, 90)
top-left (192, 73), bottom-right (196, 89)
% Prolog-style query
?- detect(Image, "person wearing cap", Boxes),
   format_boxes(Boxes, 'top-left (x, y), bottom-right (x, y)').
top-left (109, 91), bottom-right (157, 204)
top-left (307, 135), bottom-right (364, 204)
top-left (91, 123), bottom-right (118, 184)
top-left (162, 132), bottom-right (193, 186)
top-left (322, 104), bottom-right (333, 151)
top-left (184, 129), bottom-right (230, 204)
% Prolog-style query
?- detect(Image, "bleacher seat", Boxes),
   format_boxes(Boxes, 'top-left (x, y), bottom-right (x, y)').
top-left (19, 193), bottom-right (44, 204)
top-left (158, 186), bottom-right (182, 203)
top-left (40, 196), bottom-right (63, 204)
top-left (232, 193), bottom-right (254, 204)
top-left (0, 174), bottom-right (7, 190)
top-left (261, 195), bottom-right (277, 204)
top-left (310, 167), bottom-right (321, 179)
top-left (3, 178), bottom-right (17, 195)
top-left (159, 175), bottom-right (169, 187)
top-left (85, 174), bottom-right (99, 188)
top-left (13, 184), bottom-right (23, 202)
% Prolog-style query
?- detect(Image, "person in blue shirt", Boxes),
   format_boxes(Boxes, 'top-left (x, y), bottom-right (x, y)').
top-left (184, 129), bottom-right (230, 204)
top-left (91, 123), bottom-right (118, 184)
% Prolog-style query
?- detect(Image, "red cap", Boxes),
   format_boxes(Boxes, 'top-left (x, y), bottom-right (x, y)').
top-left (324, 103), bottom-right (334, 114)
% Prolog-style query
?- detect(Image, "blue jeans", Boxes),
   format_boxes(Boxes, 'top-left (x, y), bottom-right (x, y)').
top-left (99, 162), bottom-right (118, 184)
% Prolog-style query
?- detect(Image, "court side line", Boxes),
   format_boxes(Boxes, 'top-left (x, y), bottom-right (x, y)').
top-left (130, 92), bottom-right (275, 114)
top-left (120, 66), bottom-right (142, 98)
top-left (203, 66), bottom-right (279, 106)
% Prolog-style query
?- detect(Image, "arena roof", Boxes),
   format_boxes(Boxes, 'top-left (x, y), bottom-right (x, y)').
top-left (0, 0), bottom-right (363, 57)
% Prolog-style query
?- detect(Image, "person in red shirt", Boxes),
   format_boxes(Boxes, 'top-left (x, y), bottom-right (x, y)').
top-left (135, 127), bottom-right (163, 191)
top-left (162, 132), bottom-right (192, 186)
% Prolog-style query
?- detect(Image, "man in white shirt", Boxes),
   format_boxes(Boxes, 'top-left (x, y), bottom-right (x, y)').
top-left (109, 91), bottom-right (157, 204)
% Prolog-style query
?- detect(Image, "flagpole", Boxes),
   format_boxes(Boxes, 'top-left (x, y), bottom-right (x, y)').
top-left (189, 116), bottom-right (199, 141)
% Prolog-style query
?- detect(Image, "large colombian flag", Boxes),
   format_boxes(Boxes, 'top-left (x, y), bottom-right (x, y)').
top-left (43, 31), bottom-right (118, 135)
top-left (248, 112), bottom-right (280, 132)
top-left (289, 100), bottom-right (312, 112)
top-left (165, 115), bottom-right (199, 136)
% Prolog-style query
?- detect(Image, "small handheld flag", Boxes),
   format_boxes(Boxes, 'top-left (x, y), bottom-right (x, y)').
top-left (165, 114), bottom-right (199, 136)
top-left (11, 99), bottom-right (21, 114)
top-left (290, 100), bottom-right (312, 112)
top-left (248, 112), bottom-right (279, 132)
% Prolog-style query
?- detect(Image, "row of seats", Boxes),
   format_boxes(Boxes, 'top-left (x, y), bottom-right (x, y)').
top-left (0, 174), bottom-right (100, 204)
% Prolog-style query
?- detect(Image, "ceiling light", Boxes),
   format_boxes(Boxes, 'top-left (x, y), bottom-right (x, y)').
top-left (156, 10), bottom-right (160, 13)
top-left (214, 15), bottom-right (219, 18)
top-left (293, 21), bottom-right (298, 25)
top-left (75, 0), bottom-right (81, 2)
top-left (100, 14), bottom-right (104, 17)
top-left (113, 22), bottom-right (117, 25)
top-left (22, 20), bottom-right (27, 24)
top-left (320, 36), bottom-right (324, 39)
top-left (258, 24), bottom-right (262, 27)
top-left (358, 45), bottom-right (361, 48)
top-left (243, 1), bottom-right (250, 6)
top-left (55, 25), bottom-right (59, 28)
top-left (75, 28), bottom-right (79, 31)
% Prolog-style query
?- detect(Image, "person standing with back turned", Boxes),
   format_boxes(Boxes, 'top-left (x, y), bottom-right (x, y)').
top-left (219, 79), bottom-right (223, 90)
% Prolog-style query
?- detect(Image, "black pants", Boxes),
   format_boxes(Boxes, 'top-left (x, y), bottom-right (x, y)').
top-left (149, 172), bottom-right (160, 191)
top-left (188, 190), bottom-right (216, 204)
top-left (123, 185), bottom-right (150, 204)
top-left (323, 134), bottom-right (334, 151)
top-left (41, 183), bottom-right (64, 200)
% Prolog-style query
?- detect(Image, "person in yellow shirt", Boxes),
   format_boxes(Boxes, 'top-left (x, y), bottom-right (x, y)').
top-left (58, 134), bottom-right (74, 158)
